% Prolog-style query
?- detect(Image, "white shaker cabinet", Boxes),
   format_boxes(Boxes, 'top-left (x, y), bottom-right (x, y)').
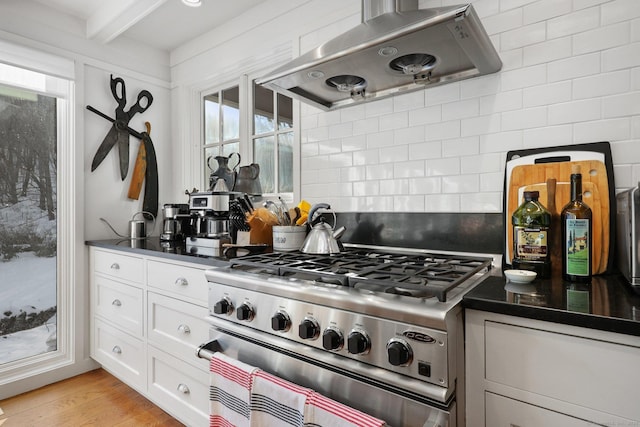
top-left (465, 309), bottom-right (640, 427)
top-left (89, 246), bottom-right (217, 426)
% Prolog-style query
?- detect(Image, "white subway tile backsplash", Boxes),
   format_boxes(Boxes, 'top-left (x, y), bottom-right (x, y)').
top-left (301, 141), bottom-right (319, 157)
top-left (365, 98), bottom-right (394, 117)
top-left (341, 166), bottom-right (366, 182)
top-left (366, 164), bottom-right (394, 180)
top-left (548, 99), bottom-right (601, 125)
top-left (500, 0), bottom-right (537, 13)
top-left (442, 99), bottom-right (480, 121)
top-left (352, 149), bottom-right (379, 166)
top-left (467, 0), bottom-right (500, 18)
top-left (480, 89), bottom-right (523, 114)
top-left (461, 113), bottom-right (501, 136)
top-left (379, 179), bottom-right (409, 195)
top-left (462, 192), bottom-right (503, 212)
top-left (501, 63), bottom-right (547, 91)
top-left (393, 90), bottom-right (425, 112)
top-left (613, 164), bottom-right (633, 188)
top-left (366, 130), bottom-right (395, 149)
top-left (317, 138), bottom-right (342, 155)
top-left (427, 157), bottom-right (460, 176)
top-left (442, 136), bottom-right (480, 157)
top-left (425, 82), bottom-right (460, 106)
top-left (379, 145), bottom-right (409, 163)
top-left (572, 70), bottom-right (630, 99)
top-left (394, 160), bottom-right (427, 178)
top-left (602, 91), bottom-right (640, 118)
top-left (574, 0), bottom-right (611, 11)
top-left (408, 105), bottom-right (442, 126)
top-left (632, 17), bottom-right (640, 42)
top-left (483, 7), bottom-right (523, 35)
top-left (393, 195), bottom-right (425, 212)
top-left (341, 135), bottom-right (366, 152)
top-left (523, 37), bottom-right (572, 66)
top-left (480, 130), bottom-right (524, 153)
top-left (306, 126), bottom-right (329, 143)
top-left (328, 152), bottom-right (353, 168)
top-left (548, 53), bottom-right (601, 82)
top-left (602, 42), bottom-right (640, 71)
top-left (480, 172), bottom-right (505, 192)
top-left (573, 22), bottom-right (630, 55)
top-left (633, 116), bottom-right (640, 138)
top-left (523, 81), bottom-right (572, 107)
top-left (353, 181), bottom-right (379, 197)
top-left (522, 124), bottom-right (573, 148)
top-left (443, 174), bottom-right (481, 194)
top-left (632, 164), bottom-right (640, 187)
top-left (379, 111), bottom-right (409, 131)
top-left (460, 153), bottom-right (502, 174)
top-left (353, 117), bottom-right (379, 136)
top-left (409, 140), bottom-right (443, 160)
top-left (409, 176), bottom-right (441, 194)
top-left (340, 105), bottom-right (365, 123)
top-left (328, 122), bottom-right (353, 139)
top-left (501, 22), bottom-right (546, 50)
top-left (499, 48), bottom-right (524, 71)
top-left (611, 139), bottom-right (640, 163)
top-left (602, 0), bottom-right (640, 25)
top-left (502, 106), bottom-right (548, 131)
top-left (574, 118), bottom-right (631, 143)
top-left (394, 125), bottom-right (426, 145)
top-left (547, 7), bottom-right (600, 39)
top-left (426, 120), bottom-right (461, 140)
top-left (317, 110), bottom-right (341, 127)
top-left (460, 73), bottom-right (502, 99)
top-left (523, 0), bottom-right (572, 25)
top-left (425, 194), bottom-right (460, 212)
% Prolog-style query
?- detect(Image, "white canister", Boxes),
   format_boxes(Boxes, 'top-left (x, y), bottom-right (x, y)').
top-left (272, 226), bottom-right (307, 252)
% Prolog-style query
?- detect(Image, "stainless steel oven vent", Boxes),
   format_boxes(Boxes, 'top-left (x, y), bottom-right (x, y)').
top-left (257, 0), bottom-right (502, 111)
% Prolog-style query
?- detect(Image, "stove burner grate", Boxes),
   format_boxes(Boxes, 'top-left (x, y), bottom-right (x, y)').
top-left (230, 249), bottom-right (492, 302)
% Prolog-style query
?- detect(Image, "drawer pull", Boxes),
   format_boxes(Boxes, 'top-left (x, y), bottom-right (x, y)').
top-left (112, 299), bottom-right (122, 307)
top-left (177, 324), bottom-right (191, 334)
top-left (110, 263), bottom-right (120, 270)
top-left (175, 277), bottom-right (189, 287)
top-left (177, 383), bottom-right (190, 394)
top-left (112, 345), bottom-right (122, 354)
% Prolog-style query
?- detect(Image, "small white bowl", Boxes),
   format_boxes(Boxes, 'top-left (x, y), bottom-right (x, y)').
top-left (504, 269), bottom-right (537, 284)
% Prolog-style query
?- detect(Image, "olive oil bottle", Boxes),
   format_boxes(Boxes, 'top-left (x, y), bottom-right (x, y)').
top-left (561, 166), bottom-right (592, 282)
top-left (512, 191), bottom-right (552, 278)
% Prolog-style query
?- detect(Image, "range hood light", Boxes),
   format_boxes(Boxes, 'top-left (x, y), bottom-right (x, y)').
top-left (378, 46), bottom-right (398, 57)
top-left (307, 70), bottom-right (325, 79)
top-left (390, 53), bottom-right (437, 75)
top-left (326, 75), bottom-right (367, 93)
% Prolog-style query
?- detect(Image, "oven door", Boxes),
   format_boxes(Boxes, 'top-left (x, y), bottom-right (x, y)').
top-left (198, 316), bottom-right (455, 427)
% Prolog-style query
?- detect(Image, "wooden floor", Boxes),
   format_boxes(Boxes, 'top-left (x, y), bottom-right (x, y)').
top-left (0, 368), bottom-right (183, 426)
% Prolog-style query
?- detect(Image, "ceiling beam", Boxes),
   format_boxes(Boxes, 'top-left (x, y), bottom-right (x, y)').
top-left (87, 0), bottom-right (168, 44)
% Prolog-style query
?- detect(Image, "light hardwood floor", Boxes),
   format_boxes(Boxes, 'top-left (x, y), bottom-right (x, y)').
top-left (0, 368), bottom-right (184, 426)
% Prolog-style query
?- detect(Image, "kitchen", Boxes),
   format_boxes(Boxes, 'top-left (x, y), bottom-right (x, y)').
top-left (1, 0), bottom-right (640, 426)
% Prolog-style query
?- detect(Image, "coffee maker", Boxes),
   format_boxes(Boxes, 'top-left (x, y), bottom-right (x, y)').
top-left (160, 203), bottom-right (190, 241)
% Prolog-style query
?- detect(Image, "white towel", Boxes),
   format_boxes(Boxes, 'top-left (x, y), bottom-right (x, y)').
top-left (209, 352), bottom-right (259, 427)
top-left (250, 370), bottom-right (312, 427)
top-left (303, 391), bottom-right (387, 427)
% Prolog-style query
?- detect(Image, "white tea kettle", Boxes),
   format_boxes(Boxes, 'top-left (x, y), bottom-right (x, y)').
top-left (300, 203), bottom-right (346, 254)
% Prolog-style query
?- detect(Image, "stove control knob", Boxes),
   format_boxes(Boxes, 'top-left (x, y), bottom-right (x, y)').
top-left (271, 311), bottom-right (291, 332)
top-left (298, 318), bottom-right (320, 340)
top-left (322, 327), bottom-right (344, 351)
top-left (236, 302), bottom-right (254, 321)
top-left (213, 297), bottom-right (233, 316)
top-left (347, 330), bottom-right (370, 355)
top-left (387, 339), bottom-right (413, 366)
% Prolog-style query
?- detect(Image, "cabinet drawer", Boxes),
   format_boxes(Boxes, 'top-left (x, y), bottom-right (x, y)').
top-left (148, 292), bottom-right (210, 371)
top-left (93, 318), bottom-right (145, 391)
top-left (147, 346), bottom-right (209, 427)
top-left (147, 260), bottom-right (208, 305)
top-left (485, 320), bottom-right (640, 421)
top-left (94, 276), bottom-right (144, 336)
top-left (486, 392), bottom-right (599, 426)
top-left (93, 249), bottom-right (144, 283)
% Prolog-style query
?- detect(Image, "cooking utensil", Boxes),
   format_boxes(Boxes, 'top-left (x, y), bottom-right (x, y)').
top-left (90, 75), bottom-right (153, 181)
top-left (127, 121), bottom-right (150, 200)
top-left (300, 203), bottom-right (346, 254)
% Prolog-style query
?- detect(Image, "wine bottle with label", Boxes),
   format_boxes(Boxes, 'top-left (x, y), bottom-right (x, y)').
top-left (561, 166), bottom-right (592, 282)
top-left (512, 190), bottom-right (551, 278)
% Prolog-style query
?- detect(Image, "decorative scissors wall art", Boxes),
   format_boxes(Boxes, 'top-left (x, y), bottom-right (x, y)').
top-left (87, 74), bottom-right (158, 219)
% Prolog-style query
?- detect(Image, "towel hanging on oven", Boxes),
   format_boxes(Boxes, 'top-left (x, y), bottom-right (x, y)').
top-left (250, 370), bottom-right (311, 427)
top-left (209, 352), bottom-right (258, 427)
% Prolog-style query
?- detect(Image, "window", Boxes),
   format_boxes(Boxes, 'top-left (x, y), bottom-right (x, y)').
top-left (201, 78), bottom-right (294, 197)
top-left (0, 42), bottom-right (75, 394)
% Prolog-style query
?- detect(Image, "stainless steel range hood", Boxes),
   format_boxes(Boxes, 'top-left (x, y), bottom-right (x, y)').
top-left (257, 0), bottom-right (502, 111)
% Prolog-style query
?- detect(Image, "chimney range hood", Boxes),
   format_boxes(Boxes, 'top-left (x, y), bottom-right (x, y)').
top-left (257, 0), bottom-right (502, 111)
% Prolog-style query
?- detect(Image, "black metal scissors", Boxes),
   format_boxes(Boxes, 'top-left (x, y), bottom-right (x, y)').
top-left (90, 75), bottom-right (153, 180)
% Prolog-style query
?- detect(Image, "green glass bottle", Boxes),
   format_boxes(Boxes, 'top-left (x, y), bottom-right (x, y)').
top-left (561, 168), bottom-right (592, 283)
top-left (512, 191), bottom-right (552, 278)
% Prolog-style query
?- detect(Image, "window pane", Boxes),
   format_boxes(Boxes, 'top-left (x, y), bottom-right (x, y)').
top-left (204, 146), bottom-right (220, 190)
top-left (254, 136), bottom-right (275, 194)
top-left (222, 87), bottom-right (239, 140)
top-left (204, 93), bottom-right (219, 144)
top-left (0, 89), bottom-right (57, 364)
top-left (254, 84), bottom-right (274, 134)
top-left (278, 133), bottom-right (294, 193)
top-left (278, 93), bottom-right (293, 130)
top-left (222, 142), bottom-right (239, 157)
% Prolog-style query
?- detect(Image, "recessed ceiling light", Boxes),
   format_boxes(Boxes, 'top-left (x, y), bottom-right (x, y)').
top-left (182, 0), bottom-right (202, 7)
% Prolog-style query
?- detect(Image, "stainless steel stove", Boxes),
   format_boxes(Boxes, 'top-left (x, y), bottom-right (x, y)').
top-left (199, 245), bottom-right (496, 427)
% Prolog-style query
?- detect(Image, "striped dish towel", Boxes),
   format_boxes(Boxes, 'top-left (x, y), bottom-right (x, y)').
top-left (303, 391), bottom-right (387, 427)
top-left (250, 370), bottom-right (312, 427)
top-left (209, 352), bottom-right (259, 427)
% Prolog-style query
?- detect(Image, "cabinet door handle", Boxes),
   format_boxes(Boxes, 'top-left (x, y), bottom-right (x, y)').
top-left (175, 277), bottom-right (188, 287)
top-left (112, 345), bottom-right (122, 354)
top-left (112, 299), bottom-right (122, 307)
top-left (110, 263), bottom-right (120, 270)
top-left (177, 383), bottom-right (190, 394)
top-left (177, 324), bottom-right (191, 334)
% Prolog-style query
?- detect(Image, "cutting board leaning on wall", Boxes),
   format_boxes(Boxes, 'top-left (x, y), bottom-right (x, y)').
top-left (503, 142), bottom-right (616, 276)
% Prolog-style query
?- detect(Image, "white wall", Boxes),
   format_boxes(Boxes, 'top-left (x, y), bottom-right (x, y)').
top-left (173, 0), bottom-right (640, 214)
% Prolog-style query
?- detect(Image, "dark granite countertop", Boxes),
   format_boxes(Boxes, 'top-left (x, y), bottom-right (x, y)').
top-left (86, 237), bottom-right (230, 268)
top-left (463, 273), bottom-right (640, 337)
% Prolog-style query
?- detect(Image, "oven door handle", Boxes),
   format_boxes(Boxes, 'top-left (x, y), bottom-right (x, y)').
top-left (196, 340), bottom-right (221, 361)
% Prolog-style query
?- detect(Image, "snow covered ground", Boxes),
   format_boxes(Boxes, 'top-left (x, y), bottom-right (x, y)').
top-left (0, 252), bottom-right (57, 364)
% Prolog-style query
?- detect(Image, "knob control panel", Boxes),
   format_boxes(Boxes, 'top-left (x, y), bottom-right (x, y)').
top-left (387, 338), bottom-right (413, 366)
top-left (271, 311), bottom-right (291, 332)
top-left (322, 327), bottom-right (344, 351)
top-left (213, 297), bottom-right (233, 316)
top-left (347, 330), bottom-right (370, 355)
top-left (236, 302), bottom-right (255, 321)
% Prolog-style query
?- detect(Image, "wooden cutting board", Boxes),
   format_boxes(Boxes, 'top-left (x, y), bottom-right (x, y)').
top-left (506, 160), bottom-right (609, 274)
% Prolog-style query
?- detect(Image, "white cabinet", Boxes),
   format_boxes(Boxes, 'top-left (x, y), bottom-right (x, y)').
top-left (466, 309), bottom-right (640, 427)
top-left (90, 246), bottom-right (216, 426)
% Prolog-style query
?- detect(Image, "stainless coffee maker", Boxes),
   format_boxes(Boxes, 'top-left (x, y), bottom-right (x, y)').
top-left (160, 203), bottom-right (191, 241)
